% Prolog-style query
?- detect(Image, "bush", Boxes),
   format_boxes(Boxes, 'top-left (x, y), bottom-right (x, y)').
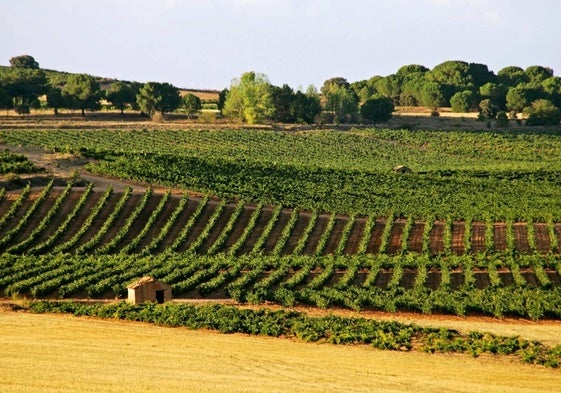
top-left (478, 99), bottom-right (498, 120)
top-left (524, 99), bottom-right (561, 126)
top-left (360, 95), bottom-right (394, 123)
top-left (495, 111), bottom-right (509, 127)
top-left (450, 91), bottom-right (475, 113)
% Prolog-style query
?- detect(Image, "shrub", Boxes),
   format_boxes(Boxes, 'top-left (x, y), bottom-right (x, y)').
top-left (524, 99), bottom-right (561, 126)
top-left (495, 111), bottom-right (509, 127)
top-left (450, 90), bottom-right (476, 113)
top-left (478, 99), bottom-right (498, 120)
top-left (360, 95), bottom-right (394, 123)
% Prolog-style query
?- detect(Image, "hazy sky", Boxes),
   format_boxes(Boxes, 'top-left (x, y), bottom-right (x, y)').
top-left (1, 0), bottom-right (560, 90)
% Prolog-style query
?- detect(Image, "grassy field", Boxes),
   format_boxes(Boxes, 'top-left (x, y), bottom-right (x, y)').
top-left (1, 310), bottom-right (560, 393)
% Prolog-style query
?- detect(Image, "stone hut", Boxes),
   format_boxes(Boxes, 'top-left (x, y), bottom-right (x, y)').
top-left (393, 165), bottom-right (412, 174)
top-left (127, 276), bottom-right (172, 305)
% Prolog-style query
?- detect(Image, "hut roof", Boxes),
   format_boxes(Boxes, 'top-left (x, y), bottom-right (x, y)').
top-left (127, 276), bottom-right (170, 290)
top-left (393, 165), bottom-right (412, 173)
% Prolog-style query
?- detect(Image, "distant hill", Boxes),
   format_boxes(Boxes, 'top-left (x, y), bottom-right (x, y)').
top-left (0, 65), bottom-right (220, 102)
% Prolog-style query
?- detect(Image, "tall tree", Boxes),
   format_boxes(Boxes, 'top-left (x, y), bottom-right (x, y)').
top-left (63, 73), bottom-right (102, 116)
top-left (506, 86), bottom-right (542, 113)
top-left (321, 77), bottom-right (358, 123)
top-left (9, 55), bottom-right (39, 69)
top-left (46, 87), bottom-right (64, 116)
top-left (497, 66), bottom-right (529, 87)
top-left (291, 88), bottom-right (322, 124)
top-left (136, 82), bottom-right (180, 117)
top-left (525, 66), bottom-right (554, 84)
top-left (106, 82), bottom-right (137, 114)
top-left (271, 84), bottom-right (295, 123)
top-left (542, 77), bottom-right (561, 107)
top-left (429, 60), bottom-right (473, 92)
top-left (0, 67), bottom-right (47, 113)
top-left (375, 74), bottom-right (401, 105)
top-left (419, 81), bottom-right (446, 108)
top-left (180, 93), bottom-right (202, 119)
top-left (223, 71), bottom-right (275, 124)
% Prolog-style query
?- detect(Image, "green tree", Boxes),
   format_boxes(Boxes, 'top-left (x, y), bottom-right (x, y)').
top-left (429, 60), bottom-right (473, 92)
top-left (525, 66), bottom-right (553, 84)
top-left (506, 86), bottom-right (541, 113)
top-left (217, 88), bottom-right (228, 113)
top-left (223, 71), bottom-right (275, 124)
top-left (375, 74), bottom-right (401, 104)
top-left (396, 64), bottom-right (429, 82)
top-left (360, 95), bottom-right (394, 123)
top-left (450, 90), bottom-right (476, 112)
top-left (479, 82), bottom-right (507, 109)
top-left (541, 77), bottom-right (561, 107)
top-left (0, 88), bottom-right (12, 114)
top-left (63, 73), bottom-right (102, 116)
top-left (136, 83), bottom-right (159, 116)
top-left (320, 77), bottom-right (359, 123)
top-left (0, 67), bottom-right (47, 113)
top-left (46, 87), bottom-right (64, 116)
top-left (478, 99), bottom-right (498, 120)
top-left (419, 81), bottom-right (446, 108)
top-left (106, 82), bottom-right (137, 114)
top-left (180, 93), bottom-right (202, 119)
top-left (271, 84), bottom-right (295, 123)
top-left (497, 66), bottom-right (529, 87)
top-left (9, 55), bottom-right (39, 69)
top-left (468, 63), bottom-right (495, 87)
top-left (291, 88), bottom-right (321, 124)
top-left (136, 82), bottom-right (181, 117)
top-left (524, 99), bottom-right (561, 126)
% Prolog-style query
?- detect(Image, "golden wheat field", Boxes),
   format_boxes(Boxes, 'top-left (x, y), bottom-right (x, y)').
top-left (1, 310), bottom-right (560, 393)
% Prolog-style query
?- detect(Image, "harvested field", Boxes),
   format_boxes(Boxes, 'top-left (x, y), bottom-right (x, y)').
top-left (1, 310), bottom-right (560, 393)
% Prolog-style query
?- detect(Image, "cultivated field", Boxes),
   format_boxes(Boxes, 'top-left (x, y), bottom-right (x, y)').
top-left (3, 311), bottom-right (560, 393)
top-left (2, 124), bottom-right (561, 388)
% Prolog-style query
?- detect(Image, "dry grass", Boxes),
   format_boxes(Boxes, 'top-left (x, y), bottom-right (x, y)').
top-left (1, 310), bottom-right (560, 393)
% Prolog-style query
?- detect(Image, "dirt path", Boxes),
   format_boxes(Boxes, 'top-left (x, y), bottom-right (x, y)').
top-left (0, 143), bottom-right (172, 193)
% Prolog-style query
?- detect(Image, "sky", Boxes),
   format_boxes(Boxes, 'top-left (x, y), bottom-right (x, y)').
top-left (1, 0), bottom-right (560, 90)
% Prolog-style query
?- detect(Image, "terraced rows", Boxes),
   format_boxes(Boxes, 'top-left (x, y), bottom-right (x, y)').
top-left (0, 185), bottom-right (559, 257)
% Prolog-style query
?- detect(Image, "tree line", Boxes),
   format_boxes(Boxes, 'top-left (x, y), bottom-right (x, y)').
top-left (1, 55), bottom-right (560, 125)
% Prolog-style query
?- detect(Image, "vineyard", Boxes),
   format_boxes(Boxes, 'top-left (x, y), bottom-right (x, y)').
top-left (2, 127), bottom-right (561, 321)
top-left (3, 128), bottom-right (561, 219)
top-left (1, 185), bottom-right (561, 319)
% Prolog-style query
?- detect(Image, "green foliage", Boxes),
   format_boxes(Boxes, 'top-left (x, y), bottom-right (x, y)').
top-left (0, 67), bottom-right (48, 110)
top-left (26, 300), bottom-right (561, 367)
top-left (497, 66), bottom-right (529, 87)
top-left (450, 90), bottom-right (476, 113)
top-left (321, 78), bottom-right (359, 123)
top-left (478, 99), bottom-right (498, 119)
top-left (9, 55), bottom-right (39, 69)
top-left (506, 86), bottom-right (541, 113)
top-left (136, 82), bottom-right (180, 117)
top-left (420, 81), bottom-right (446, 108)
top-left (6, 128), bottom-right (561, 220)
top-left (63, 73), bottom-right (102, 116)
top-left (223, 71), bottom-right (275, 124)
top-left (179, 93), bottom-right (202, 119)
top-left (360, 95), bottom-right (394, 122)
top-left (524, 99), bottom-right (561, 126)
top-left (0, 150), bottom-right (37, 174)
top-left (495, 111), bottom-right (509, 127)
top-left (106, 82), bottom-right (137, 114)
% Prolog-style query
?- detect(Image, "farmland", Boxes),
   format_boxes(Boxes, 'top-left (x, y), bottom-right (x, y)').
top-left (3, 128), bottom-right (561, 219)
top-left (3, 126), bottom-right (561, 377)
